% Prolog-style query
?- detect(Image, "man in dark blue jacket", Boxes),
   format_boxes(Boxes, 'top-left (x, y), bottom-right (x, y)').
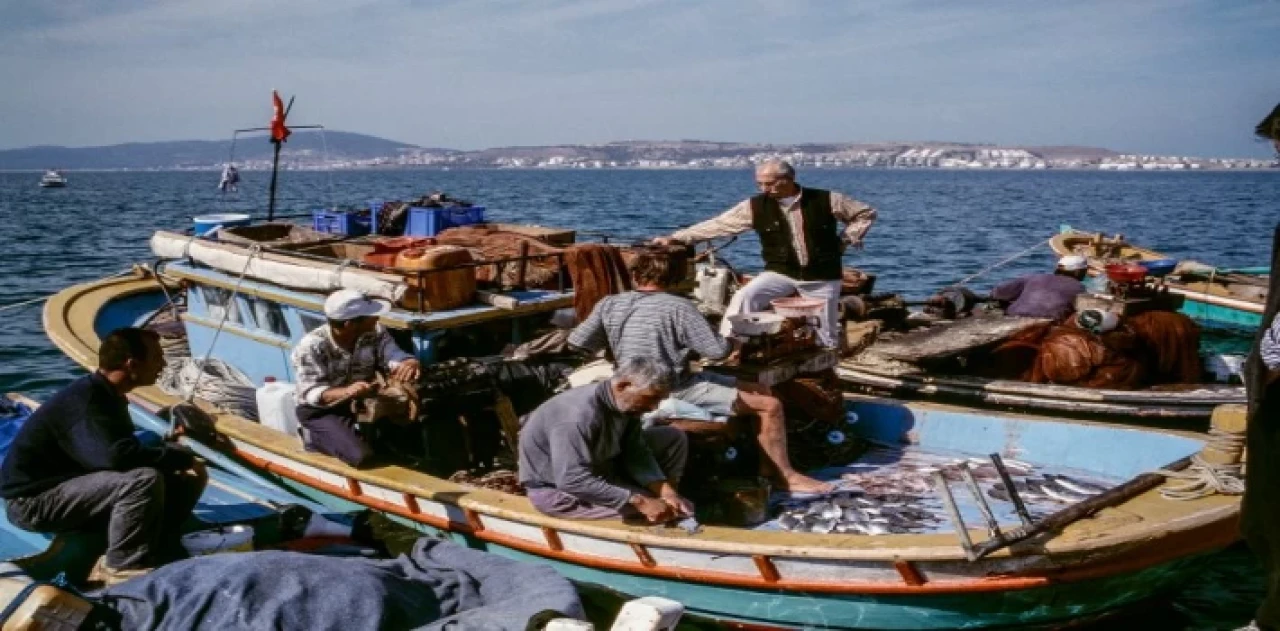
top-left (0, 327), bottom-right (206, 584)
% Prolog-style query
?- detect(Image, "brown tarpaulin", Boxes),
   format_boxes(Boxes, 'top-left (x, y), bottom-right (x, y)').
top-left (564, 244), bottom-right (632, 322)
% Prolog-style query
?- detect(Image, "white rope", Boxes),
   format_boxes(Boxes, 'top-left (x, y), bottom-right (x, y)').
top-left (954, 237), bottom-right (1053, 287)
top-left (1155, 428), bottom-right (1246, 500)
top-left (169, 245), bottom-right (261, 435)
top-left (158, 358), bottom-right (259, 421)
top-left (0, 268), bottom-right (139, 313)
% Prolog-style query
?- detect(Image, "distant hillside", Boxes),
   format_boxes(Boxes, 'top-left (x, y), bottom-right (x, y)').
top-left (0, 131), bottom-right (432, 170)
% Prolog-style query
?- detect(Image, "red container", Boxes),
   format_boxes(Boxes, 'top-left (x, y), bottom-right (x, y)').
top-left (1105, 263), bottom-right (1148, 284)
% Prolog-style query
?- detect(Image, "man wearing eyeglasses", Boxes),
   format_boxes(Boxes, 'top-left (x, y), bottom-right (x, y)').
top-left (652, 159), bottom-right (877, 349)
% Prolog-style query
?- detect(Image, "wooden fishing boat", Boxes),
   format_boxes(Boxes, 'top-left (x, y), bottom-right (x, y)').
top-left (43, 262), bottom-right (1242, 629)
top-left (1051, 227), bottom-right (1267, 330)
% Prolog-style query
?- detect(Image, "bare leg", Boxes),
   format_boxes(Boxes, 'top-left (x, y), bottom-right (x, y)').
top-left (735, 387), bottom-right (833, 494)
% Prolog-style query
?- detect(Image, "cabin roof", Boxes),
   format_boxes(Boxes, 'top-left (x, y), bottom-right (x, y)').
top-left (161, 261), bottom-right (573, 330)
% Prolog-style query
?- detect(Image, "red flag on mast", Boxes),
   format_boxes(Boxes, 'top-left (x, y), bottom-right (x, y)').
top-left (270, 90), bottom-right (291, 143)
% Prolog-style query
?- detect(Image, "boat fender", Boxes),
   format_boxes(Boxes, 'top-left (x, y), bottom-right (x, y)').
top-left (609, 596), bottom-right (685, 631)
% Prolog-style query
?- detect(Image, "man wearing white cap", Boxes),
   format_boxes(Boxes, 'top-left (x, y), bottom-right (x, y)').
top-left (291, 289), bottom-right (421, 467)
top-left (989, 255), bottom-right (1089, 320)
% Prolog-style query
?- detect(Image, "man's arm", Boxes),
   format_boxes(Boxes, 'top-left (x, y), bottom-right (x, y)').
top-left (63, 407), bottom-right (193, 472)
top-left (567, 301), bottom-right (609, 353)
top-left (830, 192), bottom-right (877, 249)
top-left (677, 301), bottom-right (732, 361)
top-left (667, 200), bottom-right (754, 244)
top-left (549, 423), bottom-right (634, 509)
top-left (376, 327), bottom-right (420, 382)
top-left (618, 418), bottom-right (668, 490)
top-left (1261, 314), bottom-right (1280, 383)
top-left (292, 338), bottom-right (351, 406)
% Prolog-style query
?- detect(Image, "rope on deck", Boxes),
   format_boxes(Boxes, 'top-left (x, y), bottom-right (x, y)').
top-left (953, 237), bottom-right (1053, 287)
top-left (158, 357), bottom-right (259, 421)
top-left (1154, 428), bottom-right (1246, 500)
top-left (166, 245), bottom-right (262, 437)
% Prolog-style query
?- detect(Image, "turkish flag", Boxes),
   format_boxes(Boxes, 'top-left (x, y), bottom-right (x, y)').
top-left (270, 90), bottom-right (291, 143)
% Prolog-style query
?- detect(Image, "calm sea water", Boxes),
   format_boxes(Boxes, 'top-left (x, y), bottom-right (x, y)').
top-left (0, 168), bottom-right (1276, 628)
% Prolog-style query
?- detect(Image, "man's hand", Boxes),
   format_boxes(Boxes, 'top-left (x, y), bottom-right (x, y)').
top-left (629, 494), bottom-right (676, 524)
top-left (390, 359), bottom-right (421, 383)
top-left (660, 489), bottom-right (695, 517)
top-left (650, 237), bottom-right (677, 247)
top-left (346, 381), bottom-right (377, 400)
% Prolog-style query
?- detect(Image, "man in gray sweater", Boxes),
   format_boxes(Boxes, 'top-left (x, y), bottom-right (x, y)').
top-left (518, 357), bottom-right (693, 522)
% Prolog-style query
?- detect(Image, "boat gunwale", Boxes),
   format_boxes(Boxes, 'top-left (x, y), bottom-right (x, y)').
top-left (42, 271), bottom-right (1242, 593)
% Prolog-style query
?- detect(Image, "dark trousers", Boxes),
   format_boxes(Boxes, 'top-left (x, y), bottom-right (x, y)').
top-left (297, 404), bottom-right (374, 468)
top-left (5, 467), bottom-right (207, 570)
top-left (1245, 380), bottom-right (1280, 629)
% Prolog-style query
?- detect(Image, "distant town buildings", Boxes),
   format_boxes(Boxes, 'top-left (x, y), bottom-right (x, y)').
top-left (163, 143), bottom-right (1280, 172)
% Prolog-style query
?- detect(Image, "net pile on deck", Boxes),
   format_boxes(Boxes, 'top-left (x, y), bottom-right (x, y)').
top-left (983, 310), bottom-right (1203, 389)
top-left (434, 226), bottom-right (565, 289)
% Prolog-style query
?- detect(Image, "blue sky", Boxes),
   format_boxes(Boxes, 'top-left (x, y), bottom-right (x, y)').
top-left (1, 0), bottom-right (1278, 156)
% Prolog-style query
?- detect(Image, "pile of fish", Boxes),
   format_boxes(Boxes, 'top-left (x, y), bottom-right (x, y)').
top-left (987, 473), bottom-right (1109, 504)
top-left (776, 492), bottom-right (943, 535)
top-left (770, 447), bottom-right (1117, 536)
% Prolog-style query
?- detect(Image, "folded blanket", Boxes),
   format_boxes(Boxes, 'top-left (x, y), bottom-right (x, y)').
top-left (101, 537), bottom-right (584, 631)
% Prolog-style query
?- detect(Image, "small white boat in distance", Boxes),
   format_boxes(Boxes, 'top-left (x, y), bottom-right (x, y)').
top-left (38, 170), bottom-right (67, 188)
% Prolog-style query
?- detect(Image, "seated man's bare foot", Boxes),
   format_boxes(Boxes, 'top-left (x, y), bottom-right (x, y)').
top-left (780, 474), bottom-right (834, 494)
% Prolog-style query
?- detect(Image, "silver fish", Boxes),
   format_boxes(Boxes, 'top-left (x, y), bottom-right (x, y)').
top-left (810, 518), bottom-right (836, 534)
top-left (1045, 474), bottom-right (1107, 495)
top-left (1039, 484), bottom-right (1088, 504)
top-left (778, 513), bottom-right (801, 530)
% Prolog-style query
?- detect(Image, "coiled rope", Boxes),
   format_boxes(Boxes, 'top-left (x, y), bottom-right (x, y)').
top-left (165, 245), bottom-right (262, 436)
top-left (158, 358), bottom-right (259, 421)
top-left (1155, 428), bottom-right (1246, 500)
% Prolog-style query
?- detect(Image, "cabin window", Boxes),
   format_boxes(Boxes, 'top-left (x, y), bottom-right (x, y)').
top-left (201, 287), bottom-right (241, 325)
top-left (298, 312), bottom-right (326, 336)
top-left (247, 298), bottom-right (290, 338)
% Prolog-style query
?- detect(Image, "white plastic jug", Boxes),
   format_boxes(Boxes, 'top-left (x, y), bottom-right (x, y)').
top-left (256, 380), bottom-right (301, 439)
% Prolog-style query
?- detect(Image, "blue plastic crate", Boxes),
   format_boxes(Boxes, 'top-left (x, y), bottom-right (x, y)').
top-left (312, 209), bottom-right (372, 236)
top-left (405, 206), bottom-right (486, 237)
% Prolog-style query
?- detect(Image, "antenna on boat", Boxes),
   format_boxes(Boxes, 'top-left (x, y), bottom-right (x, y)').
top-left (229, 92), bottom-right (322, 222)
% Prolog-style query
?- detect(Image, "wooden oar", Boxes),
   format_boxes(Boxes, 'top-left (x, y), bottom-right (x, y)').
top-left (968, 454), bottom-right (1193, 560)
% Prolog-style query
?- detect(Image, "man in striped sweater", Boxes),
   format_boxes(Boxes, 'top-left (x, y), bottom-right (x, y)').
top-left (568, 251), bottom-right (833, 495)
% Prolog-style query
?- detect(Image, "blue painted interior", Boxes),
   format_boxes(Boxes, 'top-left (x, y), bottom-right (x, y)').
top-left (846, 400), bottom-right (1203, 479)
top-left (92, 291), bottom-right (167, 340)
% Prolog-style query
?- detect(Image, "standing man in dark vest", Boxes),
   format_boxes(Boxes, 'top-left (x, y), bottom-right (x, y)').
top-left (653, 159), bottom-right (877, 348)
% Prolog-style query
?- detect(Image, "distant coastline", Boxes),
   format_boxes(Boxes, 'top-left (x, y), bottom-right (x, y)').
top-left (1, 132), bottom-right (1275, 172)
